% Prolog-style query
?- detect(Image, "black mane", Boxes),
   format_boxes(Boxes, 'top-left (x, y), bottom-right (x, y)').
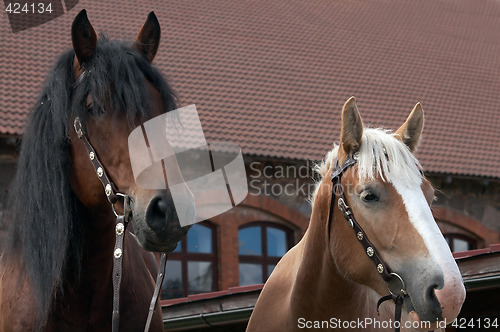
top-left (5, 36), bottom-right (177, 329)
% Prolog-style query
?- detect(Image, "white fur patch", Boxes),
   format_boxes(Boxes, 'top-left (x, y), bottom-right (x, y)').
top-left (391, 178), bottom-right (461, 278)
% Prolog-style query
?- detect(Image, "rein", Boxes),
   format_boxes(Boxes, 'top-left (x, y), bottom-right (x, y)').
top-left (328, 155), bottom-right (408, 332)
top-left (73, 117), bottom-right (167, 332)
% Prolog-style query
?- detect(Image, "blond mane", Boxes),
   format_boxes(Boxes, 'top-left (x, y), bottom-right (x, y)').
top-left (310, 128), bottom-right (422, 205)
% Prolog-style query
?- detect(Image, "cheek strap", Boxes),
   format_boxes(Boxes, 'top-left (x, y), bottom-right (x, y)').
top-left (328, 156), bottom-right (409, 332)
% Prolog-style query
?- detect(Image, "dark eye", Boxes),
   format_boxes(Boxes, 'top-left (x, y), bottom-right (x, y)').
top-left (362, 191), bottom-right (379, 203)
top-left (86, 103), bottom-right (105, 115)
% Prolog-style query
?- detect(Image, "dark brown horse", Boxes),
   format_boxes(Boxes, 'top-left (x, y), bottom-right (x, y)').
top-left (247, 97), bottom-right (465, 331)
top-left (0, 10), bottom-right (191, 331)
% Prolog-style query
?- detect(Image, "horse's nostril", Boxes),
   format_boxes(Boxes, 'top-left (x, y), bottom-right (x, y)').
top-left (426, 284), bottom-right (438, 300)
top-left (157, 199), bottom-right (168, 215)
top-left (145, 196), bottom-right (169, 233)
top-left (423, 283), bottom-right (442, 320)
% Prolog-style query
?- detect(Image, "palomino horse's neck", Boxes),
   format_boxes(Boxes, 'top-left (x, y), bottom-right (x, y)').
top-left (293, 179), bottom-right (356, 310)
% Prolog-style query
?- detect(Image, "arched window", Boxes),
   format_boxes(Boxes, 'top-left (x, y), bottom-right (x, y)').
top-left (238, 223), bottom-right (292, 286)
top-left (161, 222), bottom-right (217, 299)
top-left (444, 233), bottom-right (477, 252)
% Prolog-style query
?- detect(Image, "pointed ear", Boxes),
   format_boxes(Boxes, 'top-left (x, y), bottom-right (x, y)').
top-left (72, 9), bottom-right (97, 66)
top-left (395, 103), bottom-right (424, 152)
top-left (133, 12), bottom-right (161, 62)
top-left (340, 97), bottom-right (364, 156)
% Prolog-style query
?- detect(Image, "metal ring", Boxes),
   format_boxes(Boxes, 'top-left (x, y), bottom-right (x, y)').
top-left (111, 193), bottom-right (129, 217)
top-left (387, 272), bottom-right (407, 296)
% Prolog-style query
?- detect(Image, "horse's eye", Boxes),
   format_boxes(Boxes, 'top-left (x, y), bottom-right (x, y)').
top-left (86, 104), bottom-right (105, 115)
top-left (362, 192), bottom-right (379, 203)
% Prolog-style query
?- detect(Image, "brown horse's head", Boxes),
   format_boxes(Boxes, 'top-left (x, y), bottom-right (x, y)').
top-left (315, 97), bottom-right (465, 329)
top-left (68, 10), bottom-right (192, 252)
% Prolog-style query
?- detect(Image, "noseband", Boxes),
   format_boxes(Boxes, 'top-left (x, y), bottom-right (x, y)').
top-left (73, 117), bottom-right (166, 332)
top-left (328, 155), bottom-right (408, 332)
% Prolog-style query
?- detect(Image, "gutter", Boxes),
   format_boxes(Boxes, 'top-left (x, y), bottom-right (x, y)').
top-left (464, 274), bottom-right (500, 290)
top-left (163, 307), bottom-right (254, 331)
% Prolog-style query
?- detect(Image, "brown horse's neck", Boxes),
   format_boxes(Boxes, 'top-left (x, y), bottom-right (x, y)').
top-left (81, 208), bottom-right (117, 278)
top-left (45, 208), bottom-right (116, 329)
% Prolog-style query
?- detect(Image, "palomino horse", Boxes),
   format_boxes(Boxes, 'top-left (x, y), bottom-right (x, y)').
top-left (0, 10), bottom-right (192, 331)
top-left (247, 97), bottom-right (466, 331)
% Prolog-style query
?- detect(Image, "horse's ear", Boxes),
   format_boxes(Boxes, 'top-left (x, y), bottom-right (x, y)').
top-left (395, 103), bottom-right (424, 152)
top-left (340, 96), bottom-right (364, 156)
top-left (133, 11), bottom-right (161, 62)
top-left (72, 9), bottom-right (97, 66)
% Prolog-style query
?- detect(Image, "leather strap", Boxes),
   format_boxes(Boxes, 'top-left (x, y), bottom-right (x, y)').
top-left (74, 117), bottom-right (119, 204)
top-left (337, 191), bottom-right (393, 282)
top-left (377, 294), bottom-right (404, 332)
top-left (144, 253), bottom-right (168, 332)
top-left (112, 215), bottom-right (126, 332)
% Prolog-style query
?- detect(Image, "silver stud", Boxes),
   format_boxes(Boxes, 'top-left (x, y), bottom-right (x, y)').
top-left (114, 248), bottom-right (122, 258)
top-left (105, 184), bottom-right (112, 196)
top-left (357, 232), bottom-right (364, 241)
top-left (97, 167), bottom-right (103, 177)
top-left (116, 223), bottom-right (124, 235)
top-left (89, 151), bottom-right (95, 160)
top-left (367, 247), bottom-right (374, 257)
top-left (377, 264), bottom-right (384, 274)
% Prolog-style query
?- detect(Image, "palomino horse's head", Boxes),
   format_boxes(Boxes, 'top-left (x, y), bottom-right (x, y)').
top-left (69, 10), bottom-right (193, 252)
top-left (316, 97), bottom-right (465, 329)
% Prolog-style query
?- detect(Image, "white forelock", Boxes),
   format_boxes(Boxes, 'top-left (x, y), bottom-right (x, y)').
top-left (310, 128), bottom-right (422, 205)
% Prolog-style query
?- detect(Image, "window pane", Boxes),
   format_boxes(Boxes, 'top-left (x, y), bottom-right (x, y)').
top-left (453, 238), bottom-right (470, 252)
top-left (239, 263), bottom-right (263, 286)
top-left (188, 261), bottom-right (213, 293)
top-left (162, 260), bottom-right (183, 299)
top-left (187, 224), bottom-right (212, 253)
top-left (239, 226), bottom-right (262, 255)
top-left (267, 264), bottom-right (276, 278)
top-left (267, 227), bottom-right (287, 257)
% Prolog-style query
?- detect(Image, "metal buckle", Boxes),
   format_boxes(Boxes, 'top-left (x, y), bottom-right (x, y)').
top-left (338, 198), bottom-right (353, 228)
top-left (74, 117), bottom-right (84, 138)
top-left (387, 272), bottom-right (407, 296)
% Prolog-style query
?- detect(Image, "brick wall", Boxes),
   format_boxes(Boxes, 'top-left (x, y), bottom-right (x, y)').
top-left (1, 140), bottom-right (499, 285)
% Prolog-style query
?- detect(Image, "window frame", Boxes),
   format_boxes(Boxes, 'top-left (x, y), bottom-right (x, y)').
top-left (444, 233), bottom-right (477, 252)
top-left (238, 222), bottom-right (293, 285)
top-left (162, 221), bottom-right (218, 299)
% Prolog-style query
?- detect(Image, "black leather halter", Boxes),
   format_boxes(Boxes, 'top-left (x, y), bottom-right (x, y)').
top-left (73, 117), bottom-right (166, 332)
top-left (328, 155), bottom-right (408, 332)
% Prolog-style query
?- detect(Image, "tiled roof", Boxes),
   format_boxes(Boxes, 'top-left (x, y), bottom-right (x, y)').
top-left (2, 0), bottom-right (500, 178)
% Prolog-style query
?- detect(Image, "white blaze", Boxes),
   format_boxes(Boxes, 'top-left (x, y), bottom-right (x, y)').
top-left (392, 178), bottom-right (466, 323)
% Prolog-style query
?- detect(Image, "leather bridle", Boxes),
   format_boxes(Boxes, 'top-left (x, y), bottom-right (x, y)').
top-left (73, 117), bottom-right (167, 332)
top-left (328, 155), bottom-right (409, 332)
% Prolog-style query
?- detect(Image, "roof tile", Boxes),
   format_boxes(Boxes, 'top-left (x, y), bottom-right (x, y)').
top-left (2, 0), bottom-right (500, 178)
